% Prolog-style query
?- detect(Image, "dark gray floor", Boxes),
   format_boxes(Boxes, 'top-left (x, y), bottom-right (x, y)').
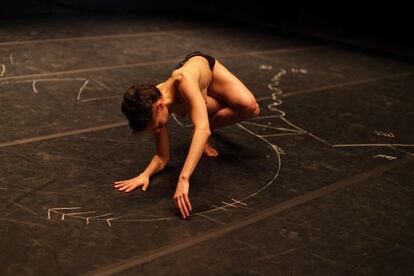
top-left (0, 14), bottom-right (413, 275)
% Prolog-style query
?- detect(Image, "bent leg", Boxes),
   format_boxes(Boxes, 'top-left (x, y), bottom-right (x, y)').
top-left (204, 93), bottom-right (260, 132)
top-left (208, 60), bottom-right (260, 131)
top-left (203, 104), bottom-right (259, 157)
top-left (203, 60), bottom-right (261, 156)
top-left (209, 104), bottom-right (259, 132)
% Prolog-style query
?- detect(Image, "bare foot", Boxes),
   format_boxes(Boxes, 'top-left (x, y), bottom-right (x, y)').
top-left (204, 142), bottom-right (219, 157)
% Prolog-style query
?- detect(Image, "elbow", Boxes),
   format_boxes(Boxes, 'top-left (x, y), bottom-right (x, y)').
top-left (161, 157), bottom-right (170, 166)
top-left (161, 156), bottom-right (169, 166)
top-left (161, 161), bottom-right (168, 170)
top-left (157, 155), bottom-right (169, 167)
top-left (160, 158), bottom-right (169, 170)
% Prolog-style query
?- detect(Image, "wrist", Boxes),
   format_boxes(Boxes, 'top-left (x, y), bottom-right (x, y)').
top-left (140, 172), bottom-right (150, 179)
top-left (179, 174), bottom-right (190, 181)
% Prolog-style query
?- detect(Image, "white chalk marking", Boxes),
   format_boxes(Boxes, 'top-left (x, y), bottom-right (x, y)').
top-left (211, 205), bottom-right (229, 212)
top-left (0, 121), bottom-right (127, 149)
top-left (0, 64), bottom-right (5, 77)
top-left (0, 78), bottom-right (87, 86)
top-left (273, 145), bottom-right (286, 155)
top-left (92, 78), bottom-right (112, 91)
top-left (61, 211), bottom-right (96, 220)
top-left (48, 207), bottom-right (82, 219)
top-left (86, 213), bottom-right (113, 225)
top-left (334, 144), bottom-right (414, 148)
top-left (231, 199), bottom-right (247, 206)
top-left (268, 102), bottom-right (284, 111)
top-left (250, 115), bottom-right (282, 120)
top-left (233, 123), bottom-right (282, 202)
top-left (76, 79), bottom-right (89, 101)
top-left (220, 200), bottom-right (251, 212)
top-left (9, 54), bottom-right (14, 65)
top-left (195, 213), bottom-right (226, 225)
top-left (241, 121), bottom-right (301, 133)
top-left (268, 83), bottom-right (282, 93)
top-left (266, 68), bottom-right (308, 116)
top-left (221, 201), bottom-right (238, 208)
top-left (106, 217), bottom-right (118, 227)
top-left (389, 146), bottom-right (414, 156)
top-left (259, 64), bottom-right (272, 70)
top-left (171, 113), bottom-right (193, 128)
top-left (260, 133), bottom-right (304, 138)
top-left (80, 95), bottom-right (120, 103)
top-left (32, 80), bottom-right (38, 94)
top-left (291, 68), bottom-right (307, 74)
top-left (276, 127), bottom-right (302, 132)
top-left (374, 130), bottom-right (395, 138)
top-left (3, 78), bottom-right (89, 94)
top-left (279, 116), bottom-right (331, 146)
top-left (107, 217), bottom-right (178, 223)
top-left (373, 154), bottom-right (397, 160)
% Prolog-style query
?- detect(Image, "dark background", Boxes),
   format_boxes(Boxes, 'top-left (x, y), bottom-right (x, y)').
top-left (1, 0), bottom-right (413, 59)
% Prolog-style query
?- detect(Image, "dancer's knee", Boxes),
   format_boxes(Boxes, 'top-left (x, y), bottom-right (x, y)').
top-left (240, 100), bottom-right (260, 118)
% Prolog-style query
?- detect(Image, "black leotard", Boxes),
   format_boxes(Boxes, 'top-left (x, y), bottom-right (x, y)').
top-left (174, 51), bottom-right (216, 71)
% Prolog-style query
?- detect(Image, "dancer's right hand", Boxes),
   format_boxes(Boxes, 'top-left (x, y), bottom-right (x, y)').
top-left (113, 174), bottom-right (150, 192)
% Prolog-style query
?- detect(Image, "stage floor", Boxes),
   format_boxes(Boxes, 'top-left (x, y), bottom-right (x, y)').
top-left (0, 13), bottom-right (413, 275)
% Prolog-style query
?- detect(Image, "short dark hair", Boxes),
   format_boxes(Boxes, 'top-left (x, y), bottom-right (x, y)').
top-left (121, 84), bottom-right (161, 132)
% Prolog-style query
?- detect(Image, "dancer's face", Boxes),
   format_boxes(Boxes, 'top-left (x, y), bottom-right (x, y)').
top-left (147, 99), bottom-right (169, 132)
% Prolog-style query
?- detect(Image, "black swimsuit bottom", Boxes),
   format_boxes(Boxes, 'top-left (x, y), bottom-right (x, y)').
top-left (174, 51), bottom-right (216, 71)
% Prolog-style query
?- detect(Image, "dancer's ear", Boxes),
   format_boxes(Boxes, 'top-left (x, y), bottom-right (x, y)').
top-left (156, 100), bottom-right (164, 110)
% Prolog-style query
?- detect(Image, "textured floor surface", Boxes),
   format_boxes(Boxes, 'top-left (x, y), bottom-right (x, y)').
top-left (0, 13), bottom-right (413, 275)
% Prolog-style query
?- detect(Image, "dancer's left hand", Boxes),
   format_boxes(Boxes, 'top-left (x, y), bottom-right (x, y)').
top-left (173, 178), bottom-right (192, 219)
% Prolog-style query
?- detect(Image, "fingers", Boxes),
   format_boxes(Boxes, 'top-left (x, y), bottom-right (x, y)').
top-left (180, 197), bottom-right (189, 218)
top-left (114, 180), bottom-right (130, 188)
top-left (114, 183), bottom-right (126, 188)
top-left (173, 193), bottom-right (192, 219)
top-left (142, 182), bottom-right (149, 192)
top-left (125, 184), bottom-right (137, 192)
top-left (176, 197), bottom-right (185, 219)
top-left (119, 184), bottom-right (132, 191)
top-left (114, 181), bottom-right (140, 192)
top-left (184, 194), bottom-right (192, 212)
top-left (114, 178), bottom-right (148, 193)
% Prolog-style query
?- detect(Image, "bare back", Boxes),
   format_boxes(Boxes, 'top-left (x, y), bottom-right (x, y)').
top-left (166, 54), bottom-right (256, 118)
top-left (168, 56), bottom-right (213, 116)
top-left (172, 56), bottom-right (212, 97)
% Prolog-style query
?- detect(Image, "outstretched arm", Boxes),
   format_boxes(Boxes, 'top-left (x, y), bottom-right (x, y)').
top-left (176, 72), bottom-right (211, 180)
top-left (173, 70), bottom-right (211, 218)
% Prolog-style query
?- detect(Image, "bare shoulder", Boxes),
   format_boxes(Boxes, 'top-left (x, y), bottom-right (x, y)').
top-left (171, 66), bottom-right (200, 84)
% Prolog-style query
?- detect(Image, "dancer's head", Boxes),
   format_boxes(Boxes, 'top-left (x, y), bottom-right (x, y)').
top-left (121, 84), bottom-right (169, 133)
